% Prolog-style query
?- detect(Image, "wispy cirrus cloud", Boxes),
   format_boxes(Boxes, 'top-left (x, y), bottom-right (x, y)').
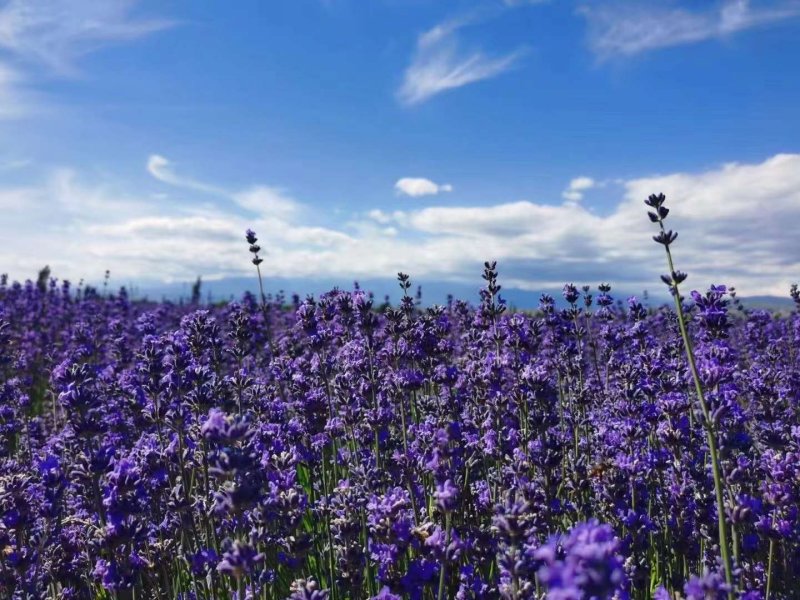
top-left (0, 60), bottom-right (39, 119)
top-left (148, 153), bottom-right (303, 219)
top-left (397, 16), bottom-right (525, 106)
top-left (395, 177), bottom-right (453, 197)
top-left (147, 154), bottom-right (226, 196)
top-left (0, 0), bottom-right (173, 118)
top-left (0, 157), bottom-right (31, 170)
top-left (0, 0), bottom-right (174, 74)
top-left (581, 0), bottom-right (800, 58)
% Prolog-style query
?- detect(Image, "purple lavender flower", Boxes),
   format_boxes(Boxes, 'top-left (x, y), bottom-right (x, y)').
top-left (683, 570), bottom-right (731, 600)
top-left (434, 479), bottom-right (459, 512)
top-left (217, 540), bottom-right (264, 579)
top-left (1, 219), bottom-right (800, 599)
top-left (286, 578), bottom-right (329, 600)
top-left (534, 521), bottom-right (627, 599)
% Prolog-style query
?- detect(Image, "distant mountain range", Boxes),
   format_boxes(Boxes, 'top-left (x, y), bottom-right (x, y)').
top-left (737, 295), bottom-right (796, 311)
top-left (127, 276), bottom-right (797, 312)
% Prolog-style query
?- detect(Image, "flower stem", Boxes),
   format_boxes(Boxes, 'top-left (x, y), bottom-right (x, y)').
top-left (659, 226), bottom-right (734, 598)
top-left (437, 511), bottom-right (452, 600)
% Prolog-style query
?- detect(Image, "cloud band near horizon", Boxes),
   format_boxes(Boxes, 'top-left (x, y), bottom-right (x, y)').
top-left (1, 153), bottom-right (799, 298)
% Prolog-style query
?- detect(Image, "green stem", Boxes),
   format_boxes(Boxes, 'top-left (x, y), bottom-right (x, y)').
top-left (660, 225), bottom-right (734, 598)
top-left (437, 512), bottom-right (452, 600)
top-left (765, 510), bottom-right (777, 600)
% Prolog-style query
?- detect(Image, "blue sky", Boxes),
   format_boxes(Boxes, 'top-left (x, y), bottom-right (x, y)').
top-left (2, 0), bottom-right (800, 298)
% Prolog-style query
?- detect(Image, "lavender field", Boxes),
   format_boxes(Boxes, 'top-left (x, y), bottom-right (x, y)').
top-left (1, 195), bottom-right (798, 600)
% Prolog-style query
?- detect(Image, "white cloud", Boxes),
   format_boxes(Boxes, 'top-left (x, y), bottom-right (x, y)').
top-left (147, 154), bottom-right (226, 196)
top-left (395, 177), bottom-right (454, 197)
top-left (398, 17), bottom-right (525, 105)
top-left (4, 153), bottom-right (800, 298)
top-left (0, 0), bottom-right (174, 74)
top-left (0, 61), bottom-right (37, 119)
top-left (0, 159), bottom-right (353, 283)
top-left (368, 209), bottom-right (393, 224)
top-left (382, 154), bottom-right (800, 296)
top-left (232, 186), bottom-right (301, 219)
top-left (581, 0), bottom-right (800, 58)
top-left (148, 154), bottom-right (304, 221)
top-left (562, 176), bottom-right (595, 202)
top-left (86, 215), bottom-right (237, 240)
top-left (0, 183), bottom-right (39, 212)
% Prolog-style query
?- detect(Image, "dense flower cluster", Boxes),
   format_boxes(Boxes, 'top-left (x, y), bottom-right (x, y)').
top-left (1, 200), bottom-right (799, 599)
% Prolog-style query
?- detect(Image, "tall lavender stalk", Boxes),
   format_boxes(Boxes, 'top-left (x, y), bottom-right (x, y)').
top-left (645, 193), bottom-right (734, 597)
top-left (245, 229), bottom-right (272, 347)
